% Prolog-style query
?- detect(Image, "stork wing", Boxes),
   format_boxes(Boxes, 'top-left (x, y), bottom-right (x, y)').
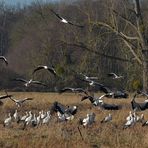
top-left (98, 94), bottom-right (106, 100)
top-left (32, 66), bottom-right (45, 74)
top-left (50, 9), bottom-right (64, 20)
top-left (75, 88), bottom-right (88, 95)
top-left (108, 73), bottom-right (117, 77)
top-left (99, 85), bottom-right (112, 94)
top-left (89, 77), bottom-right (98, 80)
top-left (21, 97), bottom-right (33, 102)
top-left (50, 9), bottom-right (84, 28)
top-left (0, 56), bottom-right (8, 65)
top-left (52, 101), bottom-right (66, 114)
top-left (68, 21), bottom-right (84, 28)
top-left (93, 81), bottom-right (104, 86)
top-left (59, 87), bottom-right (73, 94)
top-left (81, 95), bottom-right (94, 102)
top-left (9, 97), bottom-right (17, 102)
top-left (33, 65), bottom-right (57, 77)
top-left (0, 95), bottom-right (13, 100)
top-left (47, 67), bottom-right (57, 76)
top-left (13, 78), bottom-right (28, 83)
top-left (81, 96), bottom-right (89, 101)
top-left (32, 80), bottom-right (47, 87)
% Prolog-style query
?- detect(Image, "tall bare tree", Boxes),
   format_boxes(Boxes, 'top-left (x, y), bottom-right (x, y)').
top-left (91, 0), bottom-right (148, 91)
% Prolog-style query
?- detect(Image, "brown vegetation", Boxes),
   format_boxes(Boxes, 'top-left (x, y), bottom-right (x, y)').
top-left (0, 92), bottom-right (148, 148)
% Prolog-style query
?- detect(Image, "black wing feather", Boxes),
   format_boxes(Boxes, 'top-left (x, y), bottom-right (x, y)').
top-left (13, 78), bottom-right (28, 83)
top-left (50, 9), bottom-right (63, 20)
top-left (0, 95), bottom-right (12, 100)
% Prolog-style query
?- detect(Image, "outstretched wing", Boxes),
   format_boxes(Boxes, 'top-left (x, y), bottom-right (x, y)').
top-left (32, 80), bottom-right (47, 87)
top-left (0, 56), bottom-right (8, 65)
top-left (67, 21), bottom-right (84, 28)
top-left (47, 67), bottom-right (57, 77)
top-left (108, 73), bottom-right (117, 78)
top-left (81, 96), bottom-right (90, 101)
top-left (98, 94), bottom-right (107, 100)
top-left (75, 88), bottom-right (88, 95)
top-left (81, 95), bottom-right (94, 103)
top-left (21, 97), bottom-right (33, 103)
top-left (50, 9), bottom-right (84, 28)
top-left (50, 9), bottom-right (64, 20)
top-left (32, 66), bottom-right (46, 74)
top-left (0, 94), bottom-right (12, 100)
top-left (9, 97), bottom-right (17, 102)
top-left (59, 87), bottom-right (73, 94)
top-left (13, 78), bottom-right (28, 83)
top-left (33, 65), bottom-right (57, 77)
top-left (89, 77), bottom-right (98, 80)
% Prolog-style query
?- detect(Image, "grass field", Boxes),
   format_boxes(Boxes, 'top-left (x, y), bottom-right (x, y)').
top-left (0, 92), bottom-right (148, 148)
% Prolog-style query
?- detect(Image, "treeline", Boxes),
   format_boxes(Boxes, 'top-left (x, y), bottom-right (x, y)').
top-left (0, 0), bottom-right (147, 91)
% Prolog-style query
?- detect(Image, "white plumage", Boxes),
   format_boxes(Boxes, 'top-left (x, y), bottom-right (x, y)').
top-left (25, 111), bottom-right (33, 125)
top-left (81, 113), bottom-right (95, 126)
top-left (4, 113), bottom-right (12, 127)
top-left (42, 111), bottom-right (51, 124)
top-left (101, 113), bottom-right (112, 123)
top-left (20, 112), bottom-right (28, 121)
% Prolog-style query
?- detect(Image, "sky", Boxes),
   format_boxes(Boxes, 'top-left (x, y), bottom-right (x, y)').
top-left (4, 0), bottom-right (59, 7)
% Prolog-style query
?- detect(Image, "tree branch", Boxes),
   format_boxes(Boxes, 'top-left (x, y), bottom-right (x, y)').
top-left (123, 40), bottom-right (142, 64)
top-left (112, 9), bottom-right (138, 32)
top-left (60, 40), bottom-right (132, 63)
top-left (92, 21), bottom-right (142, 64)
top-left (93, 22), bottom-right (139, 41)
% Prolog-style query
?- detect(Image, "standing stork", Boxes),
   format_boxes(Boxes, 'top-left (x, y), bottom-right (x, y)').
top-left (3, 113), bottom-right (12, 127)
top-left (101, 113), bottom-right (112, 123)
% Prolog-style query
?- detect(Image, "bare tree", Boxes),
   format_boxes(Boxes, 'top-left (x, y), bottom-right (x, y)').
top-left (90, 0), bottom-right (148, 91)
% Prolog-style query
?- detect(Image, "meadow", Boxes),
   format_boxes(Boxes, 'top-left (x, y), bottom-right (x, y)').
top-left (0, 92), bottom-right (148, 148)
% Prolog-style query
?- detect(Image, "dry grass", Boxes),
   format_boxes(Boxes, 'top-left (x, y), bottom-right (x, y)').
top-left (0, 92), bottom-right (148, 148)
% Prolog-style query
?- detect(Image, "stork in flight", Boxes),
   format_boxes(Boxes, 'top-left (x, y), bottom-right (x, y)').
top-left (13, 78), bottom-right (47, 87)
top-left (32, 65), bottom-right (57, 77)
top-left (108, 73), bottom-right (124, 79)
top-left (50, 9), bottom-right (84, 28)
top-left (81, 94), bottom-right (107, 106)
top-left (58, 87), bottom-right (88, 95)
top-left (9, 97), bottom-right (33, 107)
top-left (79, 73), bottom-right (98, 81)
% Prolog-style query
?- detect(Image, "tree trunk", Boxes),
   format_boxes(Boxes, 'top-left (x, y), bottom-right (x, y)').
top-left (134, 0), bottom-right (148, 91)
top-left (142, 50), bottom-right (148, 92)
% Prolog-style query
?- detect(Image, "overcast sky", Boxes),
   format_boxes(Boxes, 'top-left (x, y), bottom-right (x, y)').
top-left (4, 0), bottom-right (59, 7)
